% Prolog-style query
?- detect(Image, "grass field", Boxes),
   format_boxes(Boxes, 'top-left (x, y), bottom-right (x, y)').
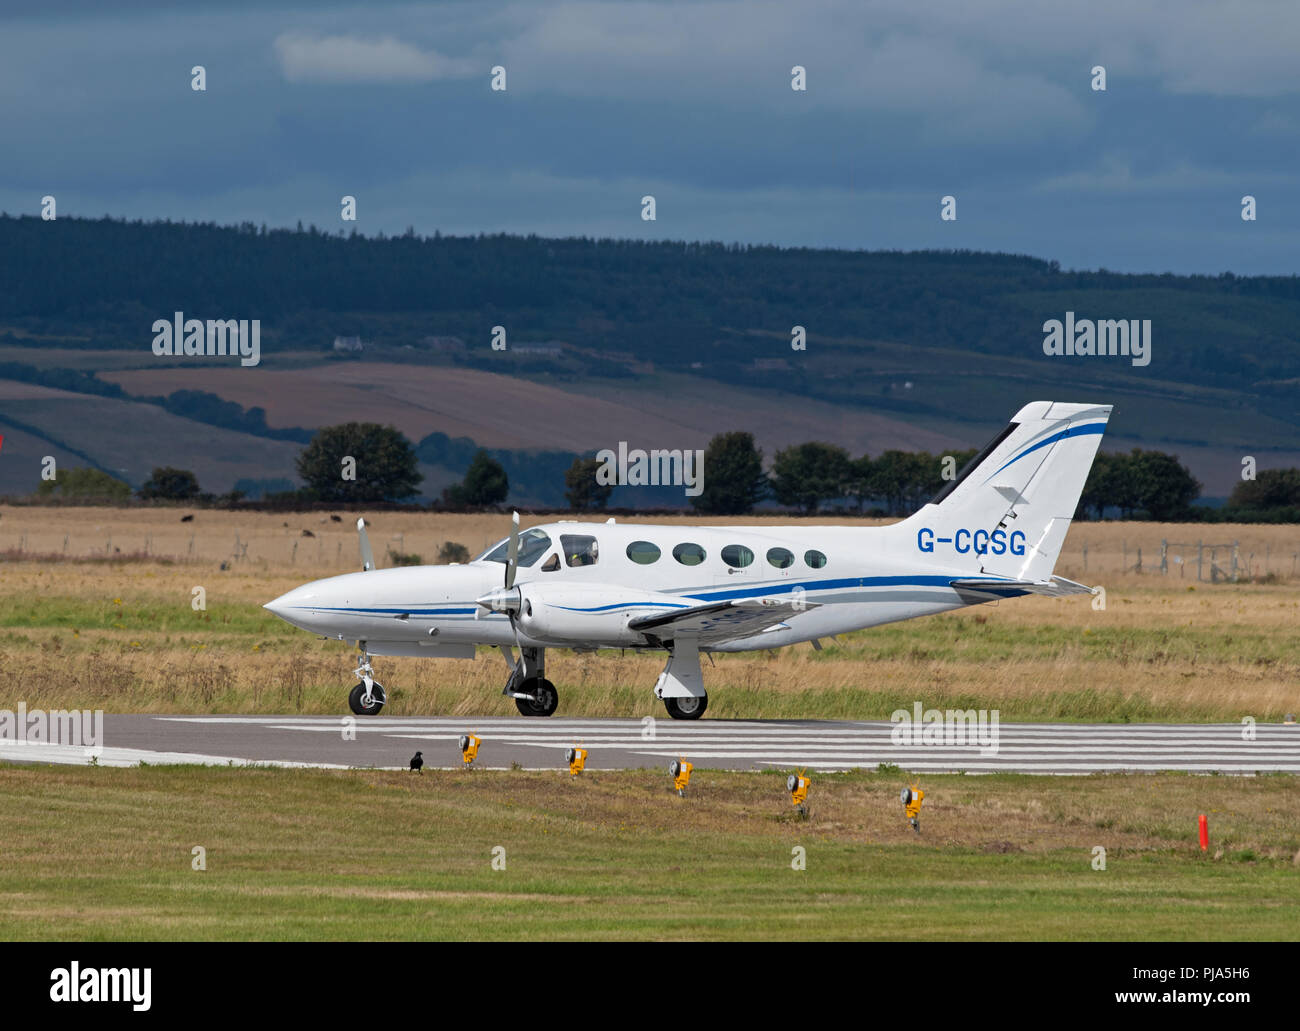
top-left (0, 764), bottom-right (1296, 940)
top-left (2, 507), bottom-right (1297, 942)
top-left (0, 507), bottom-right (1297, 721)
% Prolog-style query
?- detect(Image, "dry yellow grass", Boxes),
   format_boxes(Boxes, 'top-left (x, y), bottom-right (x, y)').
top-left (1, 507), bottom-right (1297, 720)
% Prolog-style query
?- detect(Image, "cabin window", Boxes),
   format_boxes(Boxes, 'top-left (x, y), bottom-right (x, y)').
top-left (804, 549), bottom-right (827, 569)
top-left (540, 553), bottom-right (560, 572)
top-left (561, 534), bottom-right (600, 567)
top-left (673, 542), bottom-right (706, 566)
top-left (767, 547), bottom-right (794, 569)
top-left (626, 541), bottom-right (661, 565)
top-left (721, 544), bottom-right (754, 568)
top-left (475, 528), bottom-right (553, 568)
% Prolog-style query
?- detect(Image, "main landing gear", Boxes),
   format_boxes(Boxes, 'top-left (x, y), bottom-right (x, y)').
top-left (348, 646), bottom-right (386, 716)
top-left (663, 694), bottom-right (708, 720)
top-left (501, 645), bottom-right (558, 717)
top-left (654, 635), bottom-right (708, 720)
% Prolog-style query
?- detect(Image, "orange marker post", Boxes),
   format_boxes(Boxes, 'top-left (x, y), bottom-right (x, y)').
top-left (1198, 813), bottom-right (1208, 851)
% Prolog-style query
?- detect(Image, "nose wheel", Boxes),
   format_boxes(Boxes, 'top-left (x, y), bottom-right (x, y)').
top-left (349, 647), bottom-right (386, 715)
top-left (348, 680), bottom-right (386, 716)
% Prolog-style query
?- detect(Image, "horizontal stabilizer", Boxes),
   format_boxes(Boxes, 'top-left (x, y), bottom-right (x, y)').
top-left (950, 576), bottom-right (1095, 598)
top-left (630, 596), bottom-right (819, 645)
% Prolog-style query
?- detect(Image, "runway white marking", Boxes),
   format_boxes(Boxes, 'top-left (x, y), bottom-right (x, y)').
top-left (0, 742), bottom-right (357, 769)
top-left (46, 715), bottom-right (1299, 774)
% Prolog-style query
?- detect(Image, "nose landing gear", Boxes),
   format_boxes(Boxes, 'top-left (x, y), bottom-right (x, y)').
top-left (348, 646), bottom-right (386, 715)
top-left (501, 645), bottom-right (558, 717)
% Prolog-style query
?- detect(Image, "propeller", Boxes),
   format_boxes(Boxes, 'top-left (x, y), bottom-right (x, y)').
top-left (504, 510), bottom-right (519, 588)
top-left (475, 512), bottom-right (526, 656)
top-left (357, 517), bottom-right (375, 572)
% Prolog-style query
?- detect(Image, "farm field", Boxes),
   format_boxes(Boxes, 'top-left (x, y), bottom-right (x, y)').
top-left (0, 507), bottom-right (1296, 722)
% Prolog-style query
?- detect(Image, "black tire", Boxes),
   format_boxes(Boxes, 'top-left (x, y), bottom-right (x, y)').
top-left (664, 694), bottom-right (707, 720)
top-left (515, 677), bottom-right (558, 717)
top-left (348, 681), bottom-right (386, 716)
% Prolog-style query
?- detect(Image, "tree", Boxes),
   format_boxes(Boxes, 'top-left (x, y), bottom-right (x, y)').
top-left (564, 456), bottom-right (614, 511)
top-left (868, 450), bottom-right (938, 516)
top-left (1228, 468), bottom-right (1300, 511)
top-left (1077, 449), bottom-right (1199, 520)
top-left (442, 449), bottom-right (508, 507)
top-left (296, 423), bottom-right (422, 503)
top-left (1130, 449), bottom-right (1200, 520)
top-left (1078, 450), bottom-right (1142, 519)
top-left (36, 466), bottom-right (131, 502)
top-left (138, 466), bottom-right (200, 501)
top-left (845, 454), bottom-right (875, 512)
top-left (770, 442), bottom-right (852, 513)
top-left (690, 431), bottom-right (767, 515)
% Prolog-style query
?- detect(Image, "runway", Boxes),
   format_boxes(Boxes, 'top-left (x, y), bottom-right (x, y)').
top-left (3, 714), bottom-right (1298, 774)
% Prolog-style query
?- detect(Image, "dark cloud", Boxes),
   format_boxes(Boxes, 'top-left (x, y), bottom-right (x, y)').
top-left (1, 0), bottom-right (1296, 272)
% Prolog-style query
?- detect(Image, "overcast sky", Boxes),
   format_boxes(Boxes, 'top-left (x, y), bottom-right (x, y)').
top-left (2, 0), bottom-right (1297, 273)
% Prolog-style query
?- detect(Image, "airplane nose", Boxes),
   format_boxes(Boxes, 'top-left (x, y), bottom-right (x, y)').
top-left (264, 585), bottom-right (316, 624)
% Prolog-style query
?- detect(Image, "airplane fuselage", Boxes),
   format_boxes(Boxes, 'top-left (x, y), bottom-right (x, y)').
top-left (264, 519), bottom-right (996, 656)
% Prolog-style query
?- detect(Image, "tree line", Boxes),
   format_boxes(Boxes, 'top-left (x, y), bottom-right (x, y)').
top-left (31, 422), bottom-right (1300, 523)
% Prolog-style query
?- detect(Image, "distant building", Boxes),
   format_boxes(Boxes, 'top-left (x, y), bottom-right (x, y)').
top-left (333, 335), bottom-right (363, 352)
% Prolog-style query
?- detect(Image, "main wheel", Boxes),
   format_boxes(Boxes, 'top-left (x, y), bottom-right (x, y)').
top-left (348, 681), bottom-right (386, 716)
top-left (515, 677), bottom-right (558, 717)
top-left (664, 694), bottom-right (707, 720)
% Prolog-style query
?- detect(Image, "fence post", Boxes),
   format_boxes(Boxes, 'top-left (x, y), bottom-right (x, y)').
top-left (1197, 540), bottom-right (1203, 582)
top-left (1160, 538), bottom-right (1168, 575)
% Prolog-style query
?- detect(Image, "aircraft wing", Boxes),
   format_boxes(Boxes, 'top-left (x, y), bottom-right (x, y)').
top-left (628, 596), bottom-right (819, 645)
top-left (949, 575), bottom-right (1095, 598)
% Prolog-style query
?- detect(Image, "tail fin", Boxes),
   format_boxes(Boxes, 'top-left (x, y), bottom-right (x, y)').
top-left (901, 401), bottom-right (1111, 580)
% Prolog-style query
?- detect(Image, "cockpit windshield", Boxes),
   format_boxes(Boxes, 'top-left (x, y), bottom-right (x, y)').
top-left (474, 528), bottom-right (553, 568)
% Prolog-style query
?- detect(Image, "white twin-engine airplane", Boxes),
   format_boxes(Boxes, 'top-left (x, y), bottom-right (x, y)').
top-left (264, 401), bottom-right (1111, 720)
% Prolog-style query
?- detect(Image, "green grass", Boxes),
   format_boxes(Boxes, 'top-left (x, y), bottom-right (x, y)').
top-left (1, 765), bottom-right (1297, 940)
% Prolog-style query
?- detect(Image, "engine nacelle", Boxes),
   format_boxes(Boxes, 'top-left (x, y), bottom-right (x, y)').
top-left (515, 582), bottom-right (690, 646)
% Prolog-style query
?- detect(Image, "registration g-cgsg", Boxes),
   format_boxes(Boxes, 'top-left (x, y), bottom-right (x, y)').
top-left (917, 527), bottom-right (1026, 556)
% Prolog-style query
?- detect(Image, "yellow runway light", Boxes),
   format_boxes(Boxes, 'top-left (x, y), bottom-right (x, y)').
top-left (901, 783), bottom-right (924, 833)
top-left (459, 733), bottom-right (481, 768)
top-left (670, 757), bottom-right (693, 796)
top-left (786, 772), bottom-right (811, 815)
top-left (566, 745), bottom-right (588, 776)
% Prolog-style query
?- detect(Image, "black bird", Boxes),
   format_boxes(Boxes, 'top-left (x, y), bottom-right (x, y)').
top-left (409, 751), bottom-right (424, 774)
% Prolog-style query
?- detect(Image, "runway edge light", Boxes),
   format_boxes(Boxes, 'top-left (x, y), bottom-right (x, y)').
top-left (670, 757), bottom-right (693, 797)
top-left (901, 783), bottom-right (924, 833)
top-left (566, 743), bottom-right (587, 777)
top-left (786, 771), bottom-right (811, 816)
top-left (460, 733), bottom-right (482, 769)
